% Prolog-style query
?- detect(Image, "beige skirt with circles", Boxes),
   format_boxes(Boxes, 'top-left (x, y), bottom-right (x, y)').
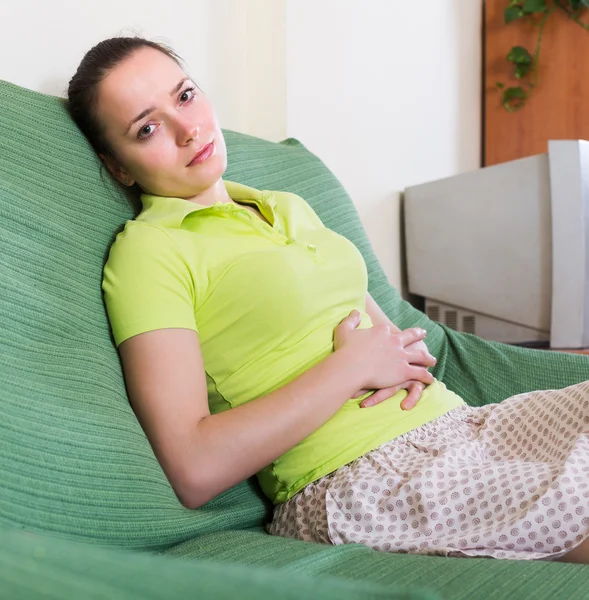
top-left (267, 381), bottom-right (589, 561)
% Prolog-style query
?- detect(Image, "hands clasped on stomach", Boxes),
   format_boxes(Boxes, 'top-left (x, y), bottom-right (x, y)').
top-left (334, 311), bottom-right (437, 411)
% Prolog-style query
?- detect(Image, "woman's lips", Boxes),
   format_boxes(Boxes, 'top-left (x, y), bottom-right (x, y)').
top-left (187, 142), bottom-right (214, 166)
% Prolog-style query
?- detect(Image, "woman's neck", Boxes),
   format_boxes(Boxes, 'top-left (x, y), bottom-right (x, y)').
top-left (185, 178), bottom-right (235, 207)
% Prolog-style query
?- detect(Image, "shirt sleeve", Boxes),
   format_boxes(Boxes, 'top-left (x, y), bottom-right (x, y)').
top-left (102, 223), bottom-right (198, 347)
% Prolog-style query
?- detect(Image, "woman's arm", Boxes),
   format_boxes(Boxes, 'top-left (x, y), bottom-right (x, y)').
top-left (365, 292), bottom-right (402, 331)
top-left (119, 324), bottom-right (432, 509)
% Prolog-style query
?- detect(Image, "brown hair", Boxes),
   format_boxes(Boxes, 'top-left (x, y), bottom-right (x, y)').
top-left (67, 37), bottom-right (183, 158)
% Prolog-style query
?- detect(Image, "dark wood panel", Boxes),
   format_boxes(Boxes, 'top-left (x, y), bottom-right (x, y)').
top-left (484, 1), bottom-right (589, 166)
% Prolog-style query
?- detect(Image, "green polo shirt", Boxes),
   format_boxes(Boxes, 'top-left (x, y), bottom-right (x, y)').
top-left (102, 181), bottom-right (466, 504)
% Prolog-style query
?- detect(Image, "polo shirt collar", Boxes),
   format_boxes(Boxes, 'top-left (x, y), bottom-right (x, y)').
top-left (136, 180), bottom-right (275, 227)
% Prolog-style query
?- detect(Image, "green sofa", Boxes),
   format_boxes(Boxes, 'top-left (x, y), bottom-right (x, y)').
top-left (2, 79), bottom-right (589, 600)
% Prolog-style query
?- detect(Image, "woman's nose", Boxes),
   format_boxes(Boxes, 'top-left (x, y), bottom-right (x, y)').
top-left (176, 117), bottom-right (200, 145)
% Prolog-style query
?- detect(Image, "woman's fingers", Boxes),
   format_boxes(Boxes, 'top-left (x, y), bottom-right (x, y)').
top-left (359, 378), bottom-right (430, 409)
top-left (406, 347), bottom-right (437, 368)
top-left (333, 310), bottom-right (363, 352)
top-left (340, 310), bottom-right (361, 329)
top-left (397, 327), bottom-right (427, 347)
top-left (360, 383), bottom-right (407, 408)
top-left (407, 365), bottom-right (435, 385)
top-left (400, 382), bottom-right (425, 411)
top-left (352, 388), bottom-right (370, 399)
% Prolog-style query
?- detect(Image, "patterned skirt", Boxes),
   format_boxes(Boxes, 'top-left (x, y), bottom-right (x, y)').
top-left (267, 381), bottom-right (589, 561)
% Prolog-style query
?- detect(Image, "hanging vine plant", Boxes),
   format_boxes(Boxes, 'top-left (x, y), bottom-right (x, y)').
top-left (497, 0), bottom-right (589, 111)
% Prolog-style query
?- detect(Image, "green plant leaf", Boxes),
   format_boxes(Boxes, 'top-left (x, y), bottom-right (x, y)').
top-left (514, 63), bottom-right (532, 78)
top-left (501, 0), bottom-right (586, 112)
top-left (505, 6), bottom-right (524, 22)
top-left (507, 47), bottom-right (533, 80)
top-left (507, 46), bottom-right (533, 65)
top-left (523, 0), bottom-right (547, 12)
top-left (502, 86), bottom-right (527, 111)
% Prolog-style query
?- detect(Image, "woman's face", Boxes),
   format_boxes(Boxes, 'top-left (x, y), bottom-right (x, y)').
top-left (96, 46), bottom-right (227, 199)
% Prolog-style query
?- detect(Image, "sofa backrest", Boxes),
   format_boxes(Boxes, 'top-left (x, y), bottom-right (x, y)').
top-left (0, 80), bottom-right (434, 550)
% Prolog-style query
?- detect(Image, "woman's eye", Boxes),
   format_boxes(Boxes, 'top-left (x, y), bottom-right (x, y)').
top-left (137, 124), bottom-right (155, 139)
top-left (180, 87), bottom-right (196, 103)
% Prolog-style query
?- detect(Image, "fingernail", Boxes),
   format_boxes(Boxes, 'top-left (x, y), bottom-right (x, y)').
top-left (420, 329), bottom-right (427, 336)
top-left (363, 399), bottom-right (373, 407)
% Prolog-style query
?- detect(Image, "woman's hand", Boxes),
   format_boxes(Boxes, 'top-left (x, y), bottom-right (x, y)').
top-left (334, 310), bottom-right (436, 406)
top-left (351, 337), bottom-right (431, 410)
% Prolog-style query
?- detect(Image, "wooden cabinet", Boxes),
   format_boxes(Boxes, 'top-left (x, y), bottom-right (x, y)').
top-left (484, 0), bottom-right (589, 166)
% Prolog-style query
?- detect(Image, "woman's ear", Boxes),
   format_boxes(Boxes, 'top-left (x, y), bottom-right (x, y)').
top-left (99, 153), bottom-right (135, 187)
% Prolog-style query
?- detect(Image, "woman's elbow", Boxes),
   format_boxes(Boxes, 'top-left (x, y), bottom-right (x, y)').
top-left (176, 482), bottom-right (207, 510)
top-left (175, 468), bottom-right (216, 510)
top-left (179, 493), bottom-right (203, 510)
top-left (168, 471), bottom-right (199, 508)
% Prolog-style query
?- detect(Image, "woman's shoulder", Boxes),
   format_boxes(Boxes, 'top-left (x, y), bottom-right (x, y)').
top-left (113, 218), bottom-right (178, 248)
top-left (105, 219), bottom-right (183, 270)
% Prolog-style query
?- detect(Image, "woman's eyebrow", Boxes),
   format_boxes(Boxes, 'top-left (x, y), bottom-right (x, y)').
top-left (124, 78), bottom-right (189, 134)
top-left (170, 77), bottom-right (188, 95)
top-left (125, 107), bottom-right (155, 134)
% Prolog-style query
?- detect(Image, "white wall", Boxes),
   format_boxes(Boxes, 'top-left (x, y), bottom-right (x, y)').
top-left (207, 0), bottom-right (286, 142)
top-left (1, 0), bottom-right (285, 139)
top-left (3, 1), bottom-right (211, 100)
top-left (284, 0), bottom-right (482, 291)
top-left (1, 0), bottom-right (481, 291)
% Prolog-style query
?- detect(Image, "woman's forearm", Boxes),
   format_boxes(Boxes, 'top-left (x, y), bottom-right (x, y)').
top-left (186, 345), bottom-right (364, 508)
top-left (366, 293), bottom-right (401, 332)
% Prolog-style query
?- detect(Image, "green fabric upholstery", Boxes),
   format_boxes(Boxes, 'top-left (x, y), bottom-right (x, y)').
top-left (166, 529), bottom-right (589, 600)
top-left (0, 523), bottom-right (435, 600)
top-left (2, 78), bottom-right (589, 599)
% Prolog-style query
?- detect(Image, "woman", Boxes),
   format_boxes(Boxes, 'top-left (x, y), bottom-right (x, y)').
top-left (68, 36), bottom-right (589, 564)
